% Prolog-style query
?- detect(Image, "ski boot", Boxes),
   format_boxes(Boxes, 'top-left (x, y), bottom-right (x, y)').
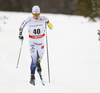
top-left (30, 74), bottom-right (35, 85)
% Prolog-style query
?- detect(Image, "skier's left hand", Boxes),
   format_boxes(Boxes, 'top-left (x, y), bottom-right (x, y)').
top-left (19, 36), bottom-right (24, 40)
top-left (47, 22), bottom-right (53, 29)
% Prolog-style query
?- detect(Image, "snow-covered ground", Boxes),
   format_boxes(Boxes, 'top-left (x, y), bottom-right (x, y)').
top-left (0, 11), bottom-right (100, 93)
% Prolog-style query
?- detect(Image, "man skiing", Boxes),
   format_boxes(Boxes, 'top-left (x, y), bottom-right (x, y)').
top-left (19, 5), bottom-right (53, 85)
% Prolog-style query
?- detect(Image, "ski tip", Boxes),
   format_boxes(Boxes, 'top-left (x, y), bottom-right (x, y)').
top-left (43, 84), bottom-right (45, 86)
top-left (30, 81), bottom-right (35, 86)
top-left (42, 82), bottom-right (45, 86)
top-left (30, 83), bottom-right (35, 86)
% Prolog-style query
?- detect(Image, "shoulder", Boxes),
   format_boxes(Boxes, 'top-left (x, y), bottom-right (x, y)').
top-left (27, 17), bottom-right (33, 21)
top-left (40, 16), bottom-right (49, 22)
top-left (40, 16), bottom-right (47, 19)
top-left (24, 16), bottom-right (35, 23)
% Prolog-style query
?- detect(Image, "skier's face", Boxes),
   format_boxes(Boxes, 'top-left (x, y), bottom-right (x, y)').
top-left (33, 14), bottom-right (40, 20)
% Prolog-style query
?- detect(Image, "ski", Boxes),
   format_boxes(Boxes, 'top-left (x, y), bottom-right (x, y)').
top-left (30, 79), bottom-right (44, 86)
top-left (29, 72), bottom-right (45, 86)
top-left (30, 81), bottom-right (35, 86)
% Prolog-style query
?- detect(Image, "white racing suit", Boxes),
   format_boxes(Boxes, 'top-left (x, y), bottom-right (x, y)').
top-left (19, 16), bottom-right (52, 75)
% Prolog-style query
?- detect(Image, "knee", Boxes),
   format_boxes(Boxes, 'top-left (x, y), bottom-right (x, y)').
top-left (31, 63), bottom-right (36, 69)
top-left (36, 62), bottom-right (42, 72)
top-left (30, 63), bottom-right (36, 74)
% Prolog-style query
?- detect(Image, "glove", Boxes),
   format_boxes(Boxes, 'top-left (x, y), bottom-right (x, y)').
top-left (19, 30), bottom-right (22, 35)
top-left (47, 22), bottom-right (53, 29)
top-left (19, 36), bottom-right (24, 40)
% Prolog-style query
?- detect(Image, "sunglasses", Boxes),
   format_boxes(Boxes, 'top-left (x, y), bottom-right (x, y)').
top-left (33, 14), bottom-right (40, 17)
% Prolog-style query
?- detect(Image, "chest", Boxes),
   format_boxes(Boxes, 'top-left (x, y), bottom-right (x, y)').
top-left (28, 18), bottom-right (46, 35)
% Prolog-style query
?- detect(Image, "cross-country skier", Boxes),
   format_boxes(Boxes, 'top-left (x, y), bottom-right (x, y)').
top-left (19, 5), bottom-right (53, 85)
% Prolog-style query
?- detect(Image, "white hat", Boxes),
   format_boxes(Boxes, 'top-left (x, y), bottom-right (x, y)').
top-left (32, 5), bottom-right (40, 14)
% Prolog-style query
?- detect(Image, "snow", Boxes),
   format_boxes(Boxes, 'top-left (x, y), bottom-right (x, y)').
top-left (0, 11), bottom-right (100, 93)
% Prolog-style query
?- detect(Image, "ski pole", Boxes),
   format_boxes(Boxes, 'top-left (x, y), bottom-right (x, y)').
top-left (16, 40), bottom-right (23, 68)
top-left (45, 26), bottom-right (51, 83)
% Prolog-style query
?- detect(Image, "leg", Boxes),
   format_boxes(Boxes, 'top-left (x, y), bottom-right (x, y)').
top-left (36, 44), bottom-right (44, 73)
top-left (36, 51), bottom-right (42, 73)
top-left (30, 57), bottom-right (36, 75)
top-left (29, 41), bottom-right (37, 84)
top-left (30, 56), bottom-right (37, 85)
top-left (30, 45), bottom-right (37, 75)
top-left (36, 50), bottom-right (45, 85)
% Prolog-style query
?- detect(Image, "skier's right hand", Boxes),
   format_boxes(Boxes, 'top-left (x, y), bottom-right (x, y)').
top-left (19, 36), bottom-right (24, 40)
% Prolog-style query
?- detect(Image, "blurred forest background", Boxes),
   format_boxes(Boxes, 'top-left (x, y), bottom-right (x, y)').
top-left (0, 0), bottom-right (100, 21)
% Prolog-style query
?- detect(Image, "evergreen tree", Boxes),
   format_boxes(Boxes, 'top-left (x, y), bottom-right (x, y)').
top-left (75, 0), bottom-right (100, 21)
